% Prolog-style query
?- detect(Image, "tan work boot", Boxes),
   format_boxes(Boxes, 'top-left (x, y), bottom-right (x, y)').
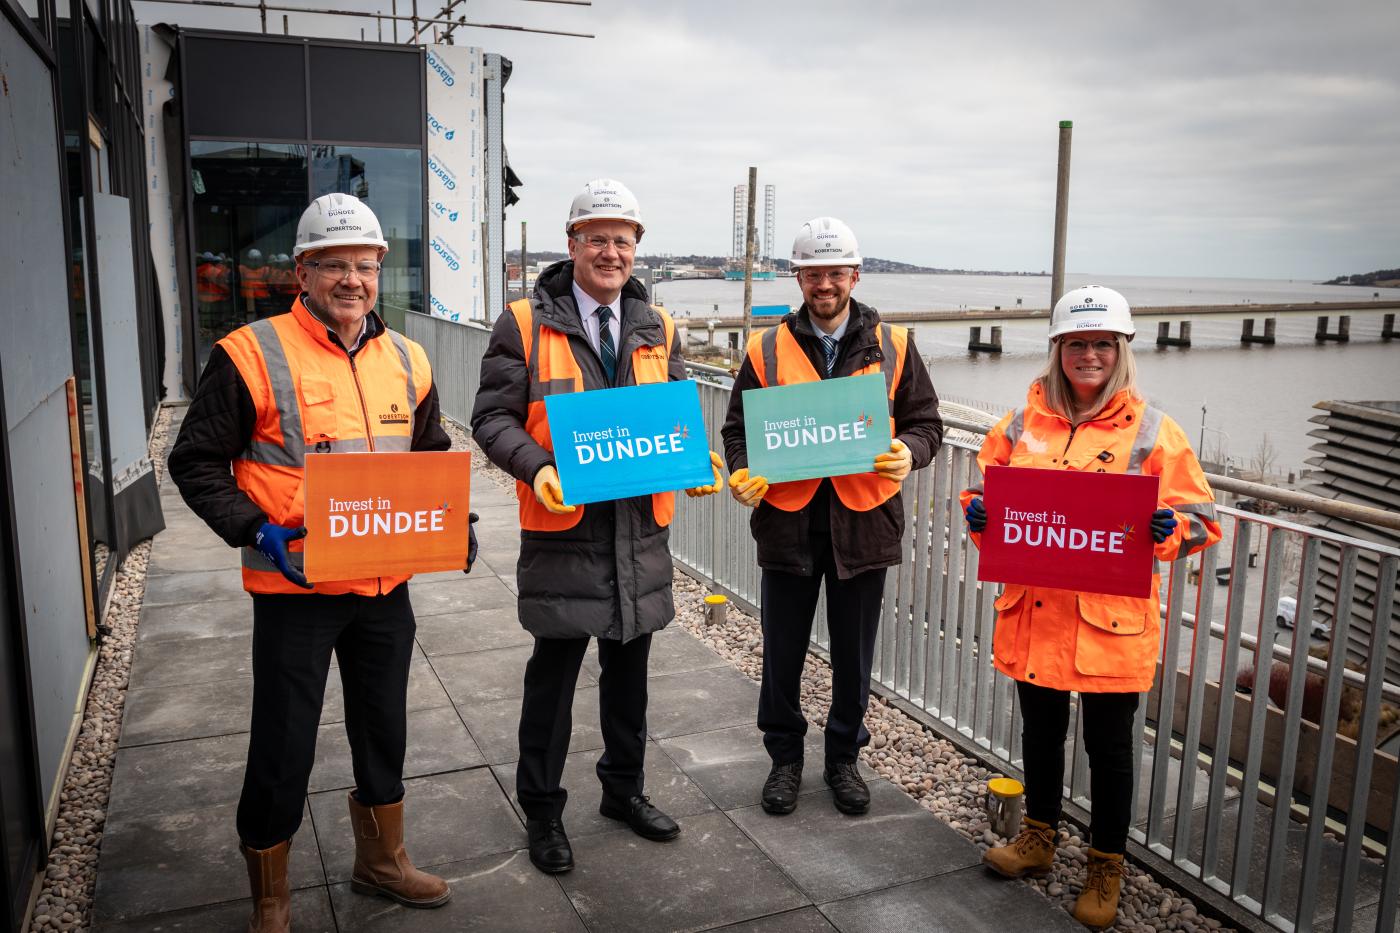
top-left (240, 839), bottom-right (291, 933)
top-left (983, 816), bottom-right (1056, 878)
top-left (1073, 848), bottom-right (1125, 929)
top-left (347, 793), bottom-right (451, 908)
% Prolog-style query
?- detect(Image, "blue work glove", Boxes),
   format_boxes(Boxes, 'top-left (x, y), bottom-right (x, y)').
top-left (255, 522), bottom-right (312, 589)
top-left (965, 497), bottom-right (987, 532)
top-left (463, 512), bottom-right (480, 574)
top-left (1150, 508), bottom-right (1179, 544)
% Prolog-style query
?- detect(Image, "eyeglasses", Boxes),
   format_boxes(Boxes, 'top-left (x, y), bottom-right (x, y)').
top-left (1062, 338), bottom-right (1118, 355)
top-left (304, 259), bottom-right (382, 281)
top-left (798, 268), bottom-right (854, 284)
top-left (575, 234), bottom-right (637, 253)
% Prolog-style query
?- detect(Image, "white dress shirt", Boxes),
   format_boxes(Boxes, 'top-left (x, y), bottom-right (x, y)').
top-left (572, 281), bottom-right (623, 356)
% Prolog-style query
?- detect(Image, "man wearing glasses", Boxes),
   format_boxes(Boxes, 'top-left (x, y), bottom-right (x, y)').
top-left (472, 178), bottom-right (722, 874)
top-left (721, 217), bottom-right (943, 817)
top-left (171, 193), bottom-right (463, 932)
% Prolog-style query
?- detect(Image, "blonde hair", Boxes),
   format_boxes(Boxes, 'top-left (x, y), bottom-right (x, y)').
top-left (1035, 333), bottom-right (1141, 422)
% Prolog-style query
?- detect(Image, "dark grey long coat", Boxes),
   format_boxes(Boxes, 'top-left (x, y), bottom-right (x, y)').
top-left (470, 261), bottom-right (686, 643)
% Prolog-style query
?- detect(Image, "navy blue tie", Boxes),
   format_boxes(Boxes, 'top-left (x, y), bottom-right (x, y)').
top-left (597, 305), bottom-right (617, 383)
top-left (821, 335), bottom-right (838, 376)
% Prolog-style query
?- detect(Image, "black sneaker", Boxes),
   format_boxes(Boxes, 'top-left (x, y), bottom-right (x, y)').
top-left (823, 761), bottom-right (870, 815)
top-left (761, 760), bottom-right (803, 815)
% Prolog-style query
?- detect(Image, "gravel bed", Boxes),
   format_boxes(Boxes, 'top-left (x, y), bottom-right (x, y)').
top-left (27, 406), bottom-right (174, 932)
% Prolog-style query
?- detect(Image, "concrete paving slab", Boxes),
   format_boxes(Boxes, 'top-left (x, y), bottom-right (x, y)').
top-left (558, 810), bottom-right (809, 933)
top-left (143, 567), bottom-right (248, 607)
top-left (410, 574), bottom-right (520, 618)
top-left (489, 740), bottom-right (716, 839)
top-left (91, 887), bottom-right (335, 932)
top-left (726, 780), bottom-right (981, 902)
top-left (433, 643), bottom-right (597, 706)
top-left (119, 676), bottom-right (252, 747)
top-left (458, 684), bottom-right (603, 765)
top-left (129, 630), bottom-right (253, 688)
top-left (415, 603), bottom-right (530, 656)
top-left (308, 769), bottom-right (523, 884)
top-left (327, 848), bottom-right (587, 932)
top-left (708, 907), bottom-right (839, 933)
top-left (147, 520), bottom-right (240, 575)
top-left (658, 725), bottom-right (858, 812)
top-left (816, 865), bottom-right (1085, 933)
top-left (582, 626), bottom-right (731, 680)
top-left (92, 801), bottom-right (323, 923)
top-left (109, 732), bottom-right (248, 817)
top-left (137, 596), bottom-right (251, 645)
top-left (645, 664), bottom-right (763, 739)
top-left (309, 706), bottom-right (486, 793)
top-left (321, 656), bottom-right (452, 724)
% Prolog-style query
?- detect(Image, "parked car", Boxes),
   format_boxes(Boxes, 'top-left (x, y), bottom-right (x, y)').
top-left (1276, 595), bottom-right (1331, 638)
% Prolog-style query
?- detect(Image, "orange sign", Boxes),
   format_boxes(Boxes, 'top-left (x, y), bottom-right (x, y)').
top-left (303, 451), bottom-right (472, 583)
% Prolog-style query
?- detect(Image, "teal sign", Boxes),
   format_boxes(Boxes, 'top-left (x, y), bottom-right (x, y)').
top-left (545, 380), bottom-right (714, 505)
top-left (743, 373), bottom-right (891, 483)
top-left (751, 304), bottom-right (790, 317)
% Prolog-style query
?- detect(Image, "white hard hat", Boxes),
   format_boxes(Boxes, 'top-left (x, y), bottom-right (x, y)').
top-left (1050, 285), bottom-right (1135, 339)
top-left (791, 216), bottom-right (862, 268)
top-left (294, 193), bottom-right (388, 258)
top-left (245, 248), bottom-right (263, 263)
top-left (566, 178), bottom-right (644, 237)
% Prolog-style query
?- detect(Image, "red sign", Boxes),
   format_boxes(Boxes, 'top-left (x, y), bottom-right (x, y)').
top-left (303, 451), bottom-right (472, 583)
top-left (977, 465), bottom-right (1160, 598)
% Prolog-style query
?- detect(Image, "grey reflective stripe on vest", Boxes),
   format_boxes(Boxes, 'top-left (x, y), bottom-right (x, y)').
top-left (1173, 500), bottom-right (1217, 560)
top-left (242, 547), bottom-right (305, 571)
top-left (760, 326), bottom-right (780, 386)
top-left (1126, 406), bottom-right (1165, 474)
top-left (529, 378), bottom-right (580, 403)
top-left (242, 441), bottom-right (300, 467)
top-left (386, 330), bottom-right (418, 439)
top-left (246, 320), bottom-right (304, 466)
top-left (879, 323), bottom-right (896, 397)
top-left (1004, 409), bottom-right (1026, 450)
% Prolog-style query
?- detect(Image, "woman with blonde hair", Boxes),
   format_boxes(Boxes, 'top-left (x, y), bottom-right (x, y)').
top-left (961, 285), bottom-right (1221, 929)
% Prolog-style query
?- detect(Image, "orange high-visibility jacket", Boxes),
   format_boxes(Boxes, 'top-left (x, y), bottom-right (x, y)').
top-left (217, 296), bottom-right (434, 595)
top-left (745, 320), bottom-right (907, 512)
top-left (961, 384), bottom-right (1221, 693)
top-left (196, 262), bottom-right (230, 302)
top-left (507, 296), bottom-right (676, 532)
top-left (239, 264), bottom-right (271, 300)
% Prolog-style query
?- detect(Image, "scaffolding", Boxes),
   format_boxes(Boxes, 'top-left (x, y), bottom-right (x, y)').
top-left (732, 184), bottom-right (747, 261)
top-left (763, 183), bottom-right (775, 262)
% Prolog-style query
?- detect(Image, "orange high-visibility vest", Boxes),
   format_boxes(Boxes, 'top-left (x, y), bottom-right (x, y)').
top-left (508, 297), bottom-right (676, 532)
top-left (239, 264), bottom-right (272, 300)
top-left (746, 321), bottom-right (908, 512)
top-left (197, 262), bottom-right (230, 302)
top-left (217, 296), bottom-right (433, 595)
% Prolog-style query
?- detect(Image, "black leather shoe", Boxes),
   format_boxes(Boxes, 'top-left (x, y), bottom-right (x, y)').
top-left (599, 794), bottom-right (681, 841)
top-left (761, 760), bottom-right (803, 815)
top-left (525, 818), bottom-right (574, 873)
top-left (824, 761), bottom-right (870, 815)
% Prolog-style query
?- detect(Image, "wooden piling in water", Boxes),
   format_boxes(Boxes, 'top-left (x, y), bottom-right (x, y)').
top-left (1241, 317), bottom-right (1276, 345)
top-left (1316, 315), bottom-right (1351, 342)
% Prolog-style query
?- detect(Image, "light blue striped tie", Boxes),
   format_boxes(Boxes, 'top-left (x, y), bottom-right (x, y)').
top-left (821, 335), bottom-right (838, 376)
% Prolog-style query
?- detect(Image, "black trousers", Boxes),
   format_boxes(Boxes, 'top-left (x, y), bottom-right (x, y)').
top-left (515, 633), bottom-right (652, 820)
top-left (758, 540), bottom-right (887, 766)
top-left (236, 584), bottom-right (416, 849)
top-left (1016, 680), bottom-right (1140, 855)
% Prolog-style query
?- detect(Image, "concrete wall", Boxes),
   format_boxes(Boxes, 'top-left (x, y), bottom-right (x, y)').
top-left (0, 16), bottom-right (96, 807)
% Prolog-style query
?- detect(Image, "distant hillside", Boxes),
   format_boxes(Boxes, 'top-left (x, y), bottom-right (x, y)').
top-left (507, 250), bottom-right (1040, 276)
top-left (1323, 268), bottom-right (1400, 288)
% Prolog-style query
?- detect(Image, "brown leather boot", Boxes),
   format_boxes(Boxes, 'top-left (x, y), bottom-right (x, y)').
top-left (240, 840), bottom-right (291, 933)
top-left (347, 793), bottom-right (451, 908)
top-left (1073, 848), bottom-right (1125, 929)
top-left (983, 816), bottom-right (1056, 878)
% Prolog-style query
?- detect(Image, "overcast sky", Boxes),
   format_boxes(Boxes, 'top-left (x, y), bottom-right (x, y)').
top-left (134, 0), bottom-right (1400, 279)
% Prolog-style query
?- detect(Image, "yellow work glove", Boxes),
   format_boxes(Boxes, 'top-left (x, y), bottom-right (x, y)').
top-left (728, 467), bottom-right (769, 508)
top-left (531, 465), bottom-right (576, 515)
top-left (685, 451), bottom-right (725, 498)
top-left (873, 438), bottom-right (912, 483)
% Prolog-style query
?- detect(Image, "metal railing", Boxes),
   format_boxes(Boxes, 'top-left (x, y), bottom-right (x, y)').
top-left (407, 310), bottom-right (1400, 933)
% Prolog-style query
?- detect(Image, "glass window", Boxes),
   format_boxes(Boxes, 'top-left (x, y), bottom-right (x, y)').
top-left (184, 37), bottom-right (306, 140)
top-left (190, 141), bottom-right (308, 369)
top-left (308, 45), bottom-right (422, 145)
top-left (310, 145), bottom-right (423, 331)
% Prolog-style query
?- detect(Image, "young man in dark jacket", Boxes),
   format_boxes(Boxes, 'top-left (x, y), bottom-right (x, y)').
top-left (470, 179), bottom-right (722, 875)
top-left (721, 217), bottom-right (943, 817)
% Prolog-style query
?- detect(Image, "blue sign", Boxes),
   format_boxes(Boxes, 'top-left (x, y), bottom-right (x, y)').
top-left (752, 304), bottom-right (790, 317)
top-left (545, 380), bottom-right (714, 505)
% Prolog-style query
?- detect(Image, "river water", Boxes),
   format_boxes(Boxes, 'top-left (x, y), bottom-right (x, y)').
top-left (653, 274), bottom-right (1400, 477)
